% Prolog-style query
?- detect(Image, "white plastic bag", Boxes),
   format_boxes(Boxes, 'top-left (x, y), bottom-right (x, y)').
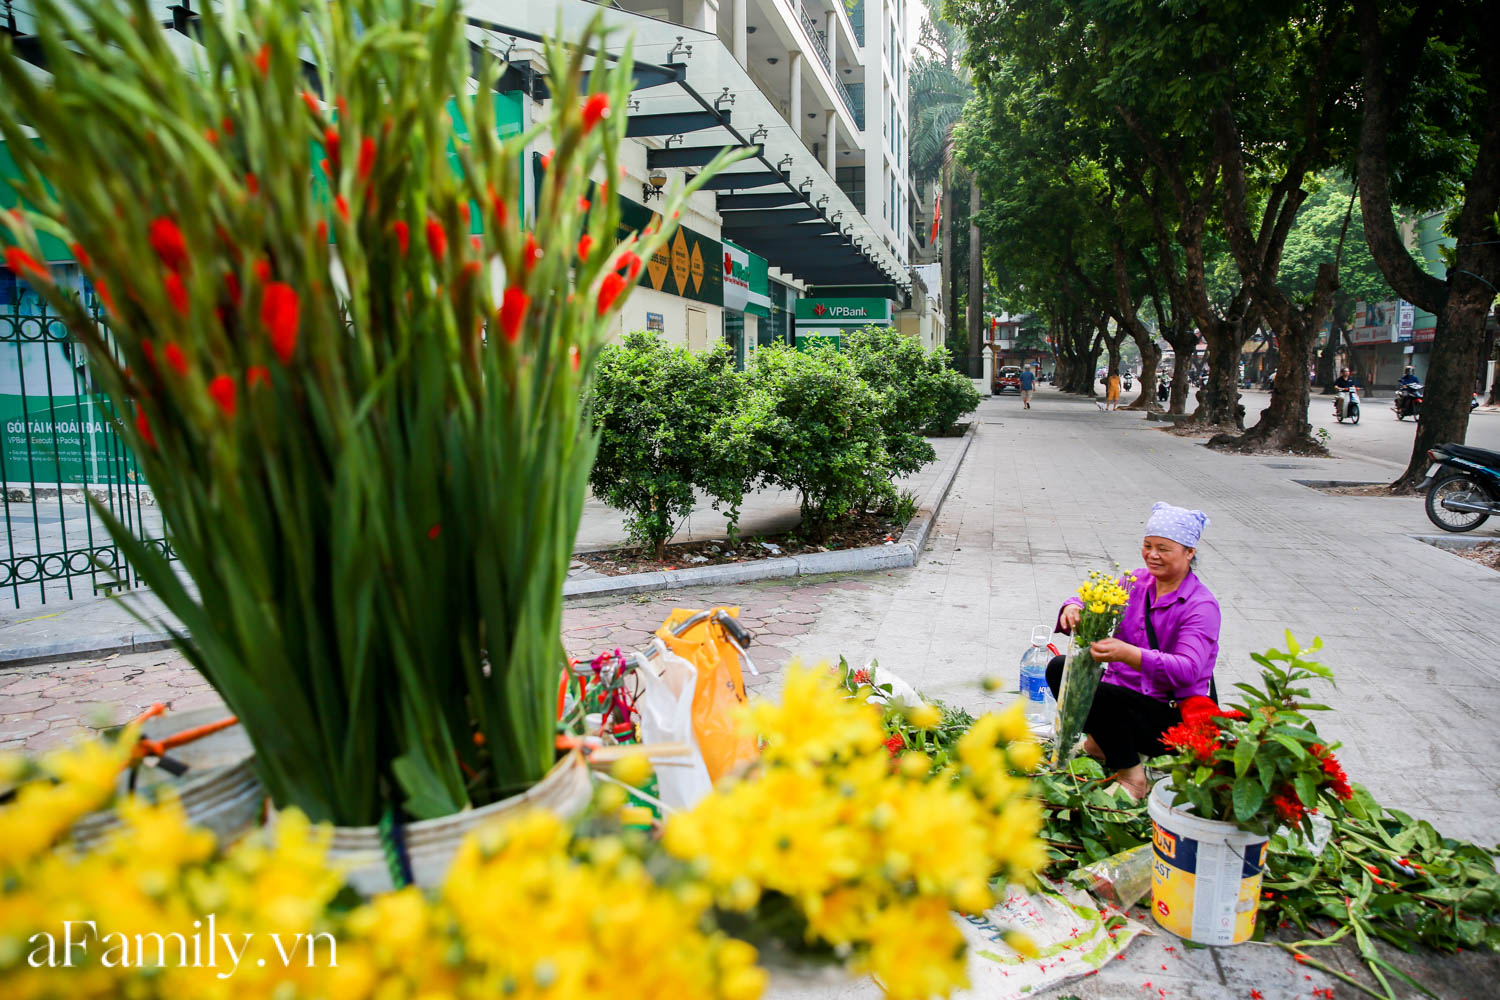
top-left (638, 640), bottom-right (715, 811)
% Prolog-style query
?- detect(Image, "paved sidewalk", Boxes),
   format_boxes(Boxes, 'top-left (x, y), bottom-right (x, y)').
top-left (4, 386), bottom-right (1497, 996)
top-left (0, 436), bottom-right (965, 660)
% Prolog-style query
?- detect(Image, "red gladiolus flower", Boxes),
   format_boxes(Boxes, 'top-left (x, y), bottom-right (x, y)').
top-left (141, 340), bottom-right (157, 368)
top-left (135, 406), bottom-right (155, 448)
top-left (4, 246), bottom-right (48, 283)
top-left (596, 271), bottom-right (625, 316)
top-left (425, 219), bottom-right (447, 260)
top-left (148, 217), bottom-right (189, 272)
top-left (247, 365), bottom-right (270, 389)
top-left (581, 93), bottom-right (609, 132)
top-left (70, 243), bottom-right (91, 271)
top-left (489, 186), bottom-right (508, 229)
top-left (357, 137), bottom-right (376, 180)
top-left (315, 220), bottom-right (328, 244)
top-left (301, 91), bottom-right (321, 114)
top-left (540, 150), bottom-right (553, 170)
top-left (163, 272), bottom-right (189, 316)
top-left (569, 345), bottom-right (581, 371)
top-left (253, 258), bottom-right (272, 283)
top-left (163, 342), bottom-right (189, 376)
top-left (392, 220), bottom-right (410, 256)
top-left (614, 250), bottom-right (642, 282)
top-left (254, 44), bottom-right (270, 76)
top-left (498, 285), bottom-right (528, 343)
top-left (427, 523), bottom-right (441, 540)
top-left (523, 232), bottom-right (542, 272)
top-left (577, 234), bottom-right (593, 260)
top-left (245, 173), bottom-right (259, 196)
top-left (323, 128), bottom-right (341, 169)
top-left (221, 116), bottom-right (236, 137)
top-left (208, 374), bottom-right (237, 417)
top-left (224, 272), bottom-right (242, 307)
top-left (578, 196), bottom-right (590, 214)
top-left (260, 282), bottom-right (300, 364)
top-left (95, 281), bottom-right (117, 317)
top-left (334, 195), bottom-right (350, 223)
top-left (204, 127), bottom-right (219, 145)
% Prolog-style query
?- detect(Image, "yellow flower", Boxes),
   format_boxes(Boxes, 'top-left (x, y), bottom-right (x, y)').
top-left (906, 703), bottom-right (942, 730)
top-left (610, 750), bottom-right (653, 788)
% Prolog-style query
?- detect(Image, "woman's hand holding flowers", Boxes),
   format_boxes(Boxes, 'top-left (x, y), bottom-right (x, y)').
top-left (1088, 637), bottom-right (1141, 667)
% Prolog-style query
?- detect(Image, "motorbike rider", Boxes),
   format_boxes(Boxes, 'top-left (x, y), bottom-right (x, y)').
top-left (1334, 367), bottom-right (1360, 419)
top-left (1399, 366), bottom-right (1420, 388)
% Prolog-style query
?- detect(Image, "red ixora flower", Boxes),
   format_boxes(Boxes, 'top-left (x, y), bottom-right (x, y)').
top-left (581, 93), bottom-right (610, 132)
top-left (1161, 720), bottom-right (1221, 764)
top-left (1272, 788), bottom-right (1308, 825)
top-left (208, 375), bottom-right (237, 417)
top-left (498, 285), bottom-right (529, 343)
top-left (852, 668), bottom-right (872, 685)
top-left (260, 283), bottom-right (300, 364)
top-left (596, 271), bottom-right (626, 316)
top-left (148, 217), bottom-right (189, 273)
top-left (884, 733), bottom-right (904, 758)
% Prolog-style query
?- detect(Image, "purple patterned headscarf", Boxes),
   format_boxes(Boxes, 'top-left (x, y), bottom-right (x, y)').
top-left (1144, 501), bottom-right (1209, 549)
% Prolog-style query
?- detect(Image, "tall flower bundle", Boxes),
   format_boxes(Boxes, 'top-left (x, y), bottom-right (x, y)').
top-left (1158, 633), bottom-right (1354, 835)
top-left (0, 0), bottom-right (745, 824)
top-left (1050, 569), bottom-right (1132, 766)
top-left (662, 665), bottom-right (1047, 1000)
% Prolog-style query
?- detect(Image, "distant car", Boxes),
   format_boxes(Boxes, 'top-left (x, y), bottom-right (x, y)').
top-left (995, 365), bottom-right (1023, 394)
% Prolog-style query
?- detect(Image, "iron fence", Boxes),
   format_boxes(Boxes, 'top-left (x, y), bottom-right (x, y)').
top-left (0, 300), bottom-right (171, 608)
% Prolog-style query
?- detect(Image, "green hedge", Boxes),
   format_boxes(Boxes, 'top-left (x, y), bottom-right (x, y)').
top-left (588, 329), bottom-right (977, 547)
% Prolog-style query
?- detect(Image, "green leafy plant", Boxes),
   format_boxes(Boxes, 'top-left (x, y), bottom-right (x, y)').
top-left (588, 332), bottom-right (750, 558)
top-left (0, 0), bottom-right (745, 824)
top-left (726, 341), bottom-right (892, 541)
top-left (925, 353), bottom-right (982, 435)
top-left (1158, 633), bottom-right (1352, 835)
top-left (843, 325), bottom-right (940, 476)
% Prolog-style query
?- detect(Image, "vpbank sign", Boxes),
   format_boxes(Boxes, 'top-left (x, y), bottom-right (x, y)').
top-left (794, 297), bottom-right (893, 329)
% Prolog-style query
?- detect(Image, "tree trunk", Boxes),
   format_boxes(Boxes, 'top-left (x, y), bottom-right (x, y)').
top-left (1123, 336), bottom-right (1162, 411)
top-left (1316, 322), bottom-right (1343, 393)
top-left (1169, 350), bottom-right (1192, 414)
top-left (1209, 320), bottom-right (1320, 452)
top-left (942, 159), bottom-right (958, 370)
top-left (1104, 333), bottom-right (1122, 377)
top-left (967, 173), bottom-right (982, 377)
top-left (1196, 324), bottom-right (1247, 428)
top-left (1396, 279), bottom-right (1495, 489)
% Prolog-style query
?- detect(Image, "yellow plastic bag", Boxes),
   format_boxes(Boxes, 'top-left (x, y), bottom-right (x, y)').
top-left (656, 607), bottom-right (759, 782)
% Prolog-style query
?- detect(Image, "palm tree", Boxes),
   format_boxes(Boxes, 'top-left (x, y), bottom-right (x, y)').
top-left (908, 0), bottom-right (976, 371)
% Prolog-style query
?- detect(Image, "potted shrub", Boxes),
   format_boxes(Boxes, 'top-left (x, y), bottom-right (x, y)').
top-left (1147, 634), bottom-right (1355, 945)
top-left (0, 0), bottom-right (743, 874)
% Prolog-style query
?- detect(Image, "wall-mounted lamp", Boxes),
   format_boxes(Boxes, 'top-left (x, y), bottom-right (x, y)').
top-left (715, 87), bottom-right (735, 111)
top-left (815, 195), bottom-right (829, 210)
top-left (778, 154), bottom-right (794, 171)
top-left (750, 125), bottom-right (769, 144)
top-left (664, 133), bottom-right (684, 149)
top-left (643, 168), bottom-right (668, 202)
top-left (668, 36), bottom-right (693, 62)
top-left (747, 24), bottom-right (757, 34)
top-left (767, 56), bottom-right (779, 65)
top-left (799, 176), bottom-right (815, 193)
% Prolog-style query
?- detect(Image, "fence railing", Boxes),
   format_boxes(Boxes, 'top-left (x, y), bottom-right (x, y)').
top-left (0, 302), bottom-right (170, 608)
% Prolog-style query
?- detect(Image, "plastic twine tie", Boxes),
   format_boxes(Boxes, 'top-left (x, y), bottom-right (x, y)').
top-left (378, 806), bottom-right (414, 889)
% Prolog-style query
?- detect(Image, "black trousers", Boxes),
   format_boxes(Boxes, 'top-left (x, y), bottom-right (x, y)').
top-left (1046, 655), bottom-right (1180, 771)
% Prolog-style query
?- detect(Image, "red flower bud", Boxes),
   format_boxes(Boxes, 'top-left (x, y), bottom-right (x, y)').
top-left (135, 406), bottom-right (156, 448)
top-left (577, 234), bottom-right (593, 260)
top-left (70, 243), bottom-right (91, 271)
top-left (148, 217), bottom-right (189, 273)
top-left (324, 128), bottom-right (340, 169)
top-left (204, 127), bottom-right (219, 145)
top-left (425, 218), bottom-right (447, 260)
top-left (578, 196), bottom-right (590, 213)
top-left (253, 258), bottom-right (272, 283)
top-left (142, 341), bottom-right (157, 368)
top-left (163, 272), bottom-right (189, 316)
top-left (523, 232), bottom-right (542, 272)
top-left (335, 195), bottom-right (349, 222)
top-left (392, 220), bottom-right (410, 256)
top-left (597, 271), bottom-right (625, 316)
top-left (489, 185), bottom-right (508, 229)
top-left (245, 173), bottom-right (259, 196)
top-left (221, 115), bottom-right (236, 137)
top-left (208, 374), bottom-right (237, 417)
top-left (254, 44), bottom-right (270, 77)
top-left (427, 523), bottom-right (441, 540)
top-left (95, 281), bottom-right (117, 317)
top-left (163, 341), bottom-right (189, 376)
top-left (458, 203), bottom-right (471, 224)
top-left (336, 95), bottom-right (348, 119)
top-left (224, 272), bottom-right (242, 307)
top-left (260, 282), bottom-right (300, 364)
top-left (247, 365), bottom-right (271, 389)
top-left (582, 93), bottom-right (610, 132)
top-left (570, 345), bottom-right (581, 371)
top-left (357, 137), bottom-right (376, 181)
top-left (540, 150), bottom-right (553, 170)
top-left (4, 246), bottom-right (48, 283)
top-left (315, 220), bottom-right (328, 243)
top-left (498, 285), bottom-right (528, 343)
top-left (615, 250), bottom-right (642, 282)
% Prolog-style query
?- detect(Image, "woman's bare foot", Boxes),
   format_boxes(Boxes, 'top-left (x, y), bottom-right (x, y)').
top-left (1113, 764), bottom-right (1149, 800)
top-left (1081, 735), bottom-right (1105, 760)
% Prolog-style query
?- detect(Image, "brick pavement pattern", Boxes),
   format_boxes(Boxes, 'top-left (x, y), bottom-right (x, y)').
top-left (5, 385), bottom-right (1499, 997)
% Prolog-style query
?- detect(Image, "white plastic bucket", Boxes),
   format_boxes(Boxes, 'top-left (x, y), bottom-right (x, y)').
top-left (71, 708), bottom-right (263, 852)
top-left (320, 750), bottom-right (593, 896)
top-left (1147, 778), bottom-right (1269, 945)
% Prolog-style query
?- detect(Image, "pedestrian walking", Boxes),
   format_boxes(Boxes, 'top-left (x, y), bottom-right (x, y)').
top-left (1105, 371), bottom-right (1122, 410)
top-left (1048, 502), bottom-right (1220, 799)
top-left (1019, 365), bottom-right (1036, 408)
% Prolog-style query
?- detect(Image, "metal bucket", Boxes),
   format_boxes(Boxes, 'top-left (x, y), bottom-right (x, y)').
top-left (70, 708), bottom-right (263, 852)
top-left (322, 750), bottom-right (593, 896)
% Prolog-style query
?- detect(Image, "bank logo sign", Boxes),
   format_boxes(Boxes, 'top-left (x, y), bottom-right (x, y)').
top-left (794, 297), bottom-right (893, 330)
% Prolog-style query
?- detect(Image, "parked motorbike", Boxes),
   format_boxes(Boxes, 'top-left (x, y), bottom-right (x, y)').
top-left (1420, 443), bottom-right (1500, 532)
top-left (1334, 385), bottom-right (1361, 424)
top-left (1122, 373), bottom-right (1133, 391)
top-left (1393, 382), bottom-right (1422, 420)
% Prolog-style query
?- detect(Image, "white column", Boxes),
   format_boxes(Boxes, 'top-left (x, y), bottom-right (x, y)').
top-left (683, 0), bottom-right (719, 32)
top-left (982, 345), bottom-right (994, 396)
top-left (788, 51), bottom-right (802, 138)
top-left (825, 110), bottom-right (837, 175)
top-left (733, 0), bottom-right (747, 67)
top-left (825, 9), bottom-right (838, 70)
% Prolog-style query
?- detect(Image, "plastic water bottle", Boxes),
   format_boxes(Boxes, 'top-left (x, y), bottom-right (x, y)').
top-left (1019, 625), bottom-right (1056, 727)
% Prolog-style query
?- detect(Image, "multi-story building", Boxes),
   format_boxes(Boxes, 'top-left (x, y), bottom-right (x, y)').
top-left (2, 0), bottom-right (920, 360)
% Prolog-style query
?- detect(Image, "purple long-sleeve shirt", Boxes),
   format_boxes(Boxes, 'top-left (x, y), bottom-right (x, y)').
top-left (1056, 568), bottom-right (1221, 701)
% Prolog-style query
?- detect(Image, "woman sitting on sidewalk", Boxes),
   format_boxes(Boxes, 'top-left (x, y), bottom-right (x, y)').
top-left (1048, 502), bottom-right (1221, 798)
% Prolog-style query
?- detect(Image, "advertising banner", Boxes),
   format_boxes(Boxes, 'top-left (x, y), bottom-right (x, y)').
top-left (619, 199), bottom-right (723, 306)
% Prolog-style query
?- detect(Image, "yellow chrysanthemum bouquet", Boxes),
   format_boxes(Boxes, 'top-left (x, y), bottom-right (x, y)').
top-left (1051, 570), bottom-right (1133, 766)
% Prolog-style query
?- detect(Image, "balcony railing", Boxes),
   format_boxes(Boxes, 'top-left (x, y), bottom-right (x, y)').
top-left (846, 0), bottom-right (864, 47)
top-left (836, 77), bottom-right (863, 129)
top-left (791, 2), bottom-right (863, 128)
top-left (795, 4), bottom-right (831, 72)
